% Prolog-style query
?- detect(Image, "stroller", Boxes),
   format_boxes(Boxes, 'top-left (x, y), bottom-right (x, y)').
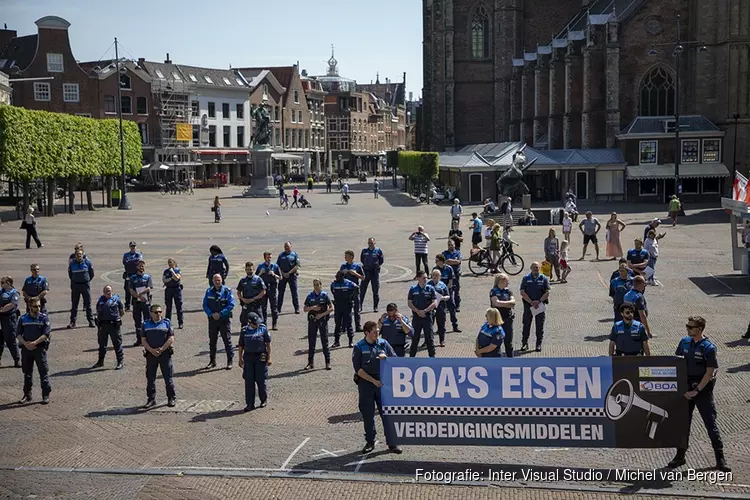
top-left (299, 195), bottom-right (312, 208)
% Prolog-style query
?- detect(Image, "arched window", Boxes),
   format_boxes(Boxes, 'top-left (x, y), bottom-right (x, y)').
top-left (639, 67), bottom-right (676, 116)
top-left (471, 5), bottom-right (490, 59)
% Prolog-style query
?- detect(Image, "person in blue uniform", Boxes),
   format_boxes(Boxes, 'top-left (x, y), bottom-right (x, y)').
top-left (519, 261), bottom-right (550, 352)
top-left (277, 241), bottom-right (301, 314)
top-left (378, 303), bottom-right (413, 357)
top-left (128, 260), bottom-right (153, 347)
top-left (202, 273), bottom-right (236, 370)
top-left (122, 241), bottom-right (143, 311)
top-left (69, 242), bottom-right (86, 264)
top-left (433, 254), bottom-right (460, 333)
top-left (22, 264), bottom-right (49, 314)
top-left (475, 308), bottom-right (505, 357)
top-left (668, 316), bottom-right (731, 472)
top-left (68, 249), bottom-right (95, 329)
top-left (256, 252), bottom-right (281, 330)
top-left (238, 312), bottom-right (272, 412)
top-left (142, 304), bottom-right (176, 408)
top-left (16, 298), bottom-right (51, 404)
top-left (623, 276), bottom-right (651, 338)
top-left (303, 278), bottom-right (333, 370)
top-left (0, 276), bottom-right (21, 367)
top-left (610, 258), bottom-right (634, 282)
top-left (340, 250), bottom-right (365, 332)
top-left (429, 269), bottom-right (452, 348)
top-left (626, 238), bottom-right (649, 277)
top-left (360, 238), bottom-right (384, 312)
top-left (489, 273), bottom-right (516, 357)
top-left (237, 262), bottom-right (266, 327)
top-left (609, 265), bottom-right (634, 322)
top-left (407, 271), bottom-right (439, 358)
top-left (206, 245), bottom-right (229, 287)
top-left (331, 271), bottom-right (359, 348)
top-left (353, 320), bottom-right (402, 454)
top-left (162, 258), bottom-right (184, 329)
top-left (442, 239), bottom-right (463, 312)
top-left (93, 285), bottom-right (125, 369)
top-left (608, 303), bottom-right (650, 356)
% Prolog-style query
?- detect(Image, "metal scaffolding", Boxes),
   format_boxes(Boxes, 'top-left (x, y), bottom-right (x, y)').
top-left (152, 77), bottom-right (191, 159)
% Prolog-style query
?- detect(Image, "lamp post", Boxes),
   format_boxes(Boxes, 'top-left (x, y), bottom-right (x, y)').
top-left (115, 38), bottom-right (131, 210)
top-left (732, 113), bottom-right (740, 194)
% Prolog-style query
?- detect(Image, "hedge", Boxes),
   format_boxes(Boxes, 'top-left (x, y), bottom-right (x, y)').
top-left (0, 104), bottom-right (142, 181)
top-left (397, 151), bottom-right (439, 181)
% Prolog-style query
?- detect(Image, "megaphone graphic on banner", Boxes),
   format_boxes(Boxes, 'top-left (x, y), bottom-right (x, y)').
top-left (604, 379), bottom-right (669, 440)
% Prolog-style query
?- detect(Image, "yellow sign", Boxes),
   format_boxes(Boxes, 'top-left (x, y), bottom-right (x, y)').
top-left (176, 123), bottom-right (192, 142)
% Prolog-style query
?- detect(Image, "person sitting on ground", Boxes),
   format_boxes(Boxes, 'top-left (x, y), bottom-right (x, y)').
top-left (483, 198), bottom-right (497, 214)
top-left (521, 209), bottom-right (537, 226)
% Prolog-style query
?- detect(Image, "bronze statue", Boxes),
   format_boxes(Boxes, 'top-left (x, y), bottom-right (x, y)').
top-left (250, 104), bottom-right (272, 146)
top-left (496, 145), bottom-right (537, 201)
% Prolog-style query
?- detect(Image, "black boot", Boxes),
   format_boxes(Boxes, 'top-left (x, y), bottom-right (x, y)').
top-left (667, 449), bottom-right (686, 468)
top-left (743, 323), bottom-right (750, 339)
top-left (715, 449), bottom-right (732, 472)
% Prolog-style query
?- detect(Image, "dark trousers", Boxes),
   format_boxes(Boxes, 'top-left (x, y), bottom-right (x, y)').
top-left (0, 314), bottom-right (20, 362)
top-left (262, 284), bottom-right (278, 326)
top-left (359, 380), bottom-right (389, 445)
top-left (613, 306), bottom-right (623, 323)
top-left (334, 303), bottom-right (353, 342)
top-left (98, 323), bottom-right (123, 363)
top-left (243, 356), bottom-right (268, 407)
top-left (22, 346), bottom-right (50, 397)
top-left (452, 275), bottom-right (461, 309)
top-left (307, 318), bottom-right (331, 365)
top-left (278, 274), bottom-right (299, 313)
top-left (392, 344), bottom-right (406, 357)
top-left (677, 384), bottom-right (724, 457)
top-left (414, 253), bottom-right (428, 274)
top-left (123, 278), bottom-right (132, 308)
top-left (434, 305), bottom-right (447, 343)
top-left (446, 293), bottom-right (459, 329)
top-left (239, 302), bottom-right (263, 326)
top-left (522, 303), bottom-right (546, 347)
top-left (360, 269), bottom-right (381, 310)
top-left (70, 282), bottom-right (93, 324)
top-left (25, 227), bottom-right (42, 249)
top-left (352, 293), bottom-right (361, 329)
top-left (164, 287), bottom-right (184, 326)
top-left (132, 301), bottom-right (150, 342)
top-left (503, 316), bottom-right (515, 357)
top-left (208, 317), bottom-right (234, 363)
top-left (146, 352), bottom-right (175, 401)
top-left (410, 315), bottom-right (435, 357)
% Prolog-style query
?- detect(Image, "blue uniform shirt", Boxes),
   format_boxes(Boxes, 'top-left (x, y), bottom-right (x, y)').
top-left (610, 268), bottom-right (634, 282)
top-left (477, 322), bottom-right (505, 357)
top-left (96, 294), bottom-right (124, 321)
top-left (352, 337), bottom-right (396, 378)
top-left (434, 265), bottom-right (454, 286)
top-left (380, 315), bottom-right (413, 346)
top-left (609, 276), bottom-right (634, 306)
top-left (623, 289), bottom-right (647, 314)
top-left (163, 267), bottom-right (182, 288)
top-left (0, 287), bottom-right (20, 315)
top-left (676, 335), bottom-right (718, 382)
top-left (609, 320), bottom-right (648, 354)
top-left (207, 254), bottom-right (230, 279)
top-left (304, 290), bottom-right (332, 313)
top-left (276, 251), bottom-right (300, 274)
top-left (360, 247), bottom-right (384, 271)
top-left (408, 283), bottom-right (437, 311)
top-left (627, 248), bottom-right (649, 266)
top-left (442, 249), bottom-right (462, 277)
top-left (430, 280), bottom-right (450, 309)
top-left (122, 250), bottom-right (143, 275)
top-left (69, 258), bottom-right (95, 284)
top-left (16, 312), bottom-right (51, 342)
top-left (129, 273), bottom-right (153, 304)
top-left (520, 273), bottom-right (549, 302)
top-left (340, 262), bottom-right (364, 284)
top-left (202, 285), bottom-right (235, 318)
top-left (489, 287), bottom-right (515, 321)
top-left (237, 275), bottom-right (266, 300)
top-left (142, 318), bottom-right (173, 349)
top-left (22, 276), bottom-right (49, 301)
top-left (239, 323), bottom-right (271, 354)
top-left (330, 279), bottom-right (358, 304)
top-left (256, 262), bottom-right (281, 287)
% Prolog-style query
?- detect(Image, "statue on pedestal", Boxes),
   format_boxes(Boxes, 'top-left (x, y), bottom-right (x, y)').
top-left (250, 104), bottom-right (272, 147)
top-left (496, 144), bottom-right (537, 201)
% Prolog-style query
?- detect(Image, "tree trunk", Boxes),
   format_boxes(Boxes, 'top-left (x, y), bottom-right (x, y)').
top-left (85, 178), bottom-right (95, 211)
top-left (22, 180), bottom-right (30, 215)
top-left (106, 176), bottom-right (113, 207)
top-left (46, 179), bottom-right (55, 217)
top-left (68, 176), bottom-right (76, 214)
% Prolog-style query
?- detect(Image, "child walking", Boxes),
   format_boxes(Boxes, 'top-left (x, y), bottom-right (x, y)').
top-left (559, 240), bottom-right (571, 283)
top-left (562, 211), bottom-right (572, 242)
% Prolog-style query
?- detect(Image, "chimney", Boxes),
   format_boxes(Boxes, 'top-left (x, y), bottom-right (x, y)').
top-left (165, 53), bottom-right (171, 63)
top-left (409, 91), bottom-right (413, 101)
top-left (0, 28), bottom-right (17, 53)
top-left (137, 57), bottom-right (145, 66)
top-left (301, 69), bottom-right (308, 77)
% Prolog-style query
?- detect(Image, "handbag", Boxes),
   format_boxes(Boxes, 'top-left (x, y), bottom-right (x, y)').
top-left (20, 220), bottom-right (28, 230)
top-left (210, 206), bottom-right (215, 212)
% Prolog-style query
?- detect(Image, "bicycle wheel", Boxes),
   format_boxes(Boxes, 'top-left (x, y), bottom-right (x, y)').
top-left (468, 252), bottom-right (490, 276)
top-left (160, 185), bottom-right (168, 195)
top-left (501, 252), bottom-right (525, 276)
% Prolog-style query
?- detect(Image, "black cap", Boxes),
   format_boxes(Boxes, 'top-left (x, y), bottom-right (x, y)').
top-left (247, 312), bottom-right (261, 325)
top-left (129, 241), bottom-right (137, 247)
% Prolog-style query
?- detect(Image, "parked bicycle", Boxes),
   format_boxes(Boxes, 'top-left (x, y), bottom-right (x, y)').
top-left (468, 244), bottom-right (525, 276)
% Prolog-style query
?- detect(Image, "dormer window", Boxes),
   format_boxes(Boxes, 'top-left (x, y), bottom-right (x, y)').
top-left (204, 75), bottom-right (213, 84)
top-left (172, 72), bottom-right (181, 81)
top-left (46, 53), bottom-right (63, 72)
top-left (155, 69), bottom-right (165, 79)
top-left (189, 74), bottom-right (197, 82)
top-left (120, 74), bottom-right (131, 89)
top-left (223, 77), bottom-right (231, 85)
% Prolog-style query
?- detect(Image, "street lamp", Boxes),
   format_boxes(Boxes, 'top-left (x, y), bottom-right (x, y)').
top-left (732, 113), bottom-right (741, 193)
top-left (338, 154), bottom-right (342, 174)
top-left (115, 37), bottom-right (132, 210)
top-left (648, 14), bottom-right (707, 197)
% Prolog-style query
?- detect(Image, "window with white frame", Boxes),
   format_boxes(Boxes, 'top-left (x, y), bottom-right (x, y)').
top-left (155, 69), bottom-right (164, 79)
top-left (298, 110), bottom-right (303, 123)
top-left (639, 179), bottom-right (657, 196)
top-left (702, 139), bottom-right (721, 163)
top-left (223, 77), bottom-right (231, 85)
top-left (329, 119), bottom-right (337, 131)
top-left (682, 139), bottom-right (699, 163)
top-left (62, 83), bottom-right (80, 102)
top-left (293, 90), bottom-right (299, 103)
top-left (46, 53), bottom-right (63, 72)
top-left (172, 72), bottom-right (181, 81)
top-left (189, 74), bottom-right (198, 82)
top-left (138, 123), bottom-right (148, 145)
top-left (120, 74), bottom-right (131, 89)
top-left (204, 75), bottom-right (213, 84)
top-left (702, 177), bottom-right (721, 193)
top-left (34, 82), bottom-right (50, 101)
top-left (639, 141), bottom-right (657, 164)
top-left (681, 177), bottom-right (699, 193)
top-left (291, 111), bottom-right (296, 123)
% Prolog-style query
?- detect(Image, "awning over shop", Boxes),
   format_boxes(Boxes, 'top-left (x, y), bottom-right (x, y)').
top-left (142, 161), bottom-right (172, 171)
top-left (271, 153), bottom-right (303, 161)
top-left (626, 163), bottom-right (730, 180)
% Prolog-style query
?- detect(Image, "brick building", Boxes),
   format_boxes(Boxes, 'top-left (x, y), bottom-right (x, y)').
top-left (423, 0), bottom-right (750, 202)
top-left (0, 71), bottom-right (10, 105)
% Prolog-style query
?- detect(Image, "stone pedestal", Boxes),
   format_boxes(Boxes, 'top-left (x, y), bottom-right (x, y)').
top-left (244, 146), bottom-right (277, 198)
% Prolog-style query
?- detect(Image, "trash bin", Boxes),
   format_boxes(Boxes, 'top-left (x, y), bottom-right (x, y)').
top-left (112, 189), bottom-right (121, 204)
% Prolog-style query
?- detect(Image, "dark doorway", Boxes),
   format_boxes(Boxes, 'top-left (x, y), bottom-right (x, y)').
top-left (663, 178), bottom-right (676, 203)
top-left (576, 171), bottom-right (588, 200)
top-left (469, 173), bottom-right (483, 203)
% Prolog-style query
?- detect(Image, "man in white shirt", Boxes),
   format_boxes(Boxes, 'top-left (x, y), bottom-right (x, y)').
top-left (450, 199), bottom-right (463, 225)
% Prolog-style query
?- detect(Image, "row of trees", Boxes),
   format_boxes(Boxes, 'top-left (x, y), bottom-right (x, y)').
top-left (389, 150), bottom-right (439, 195)
top-left (0, 104), bottom-right (142, 215)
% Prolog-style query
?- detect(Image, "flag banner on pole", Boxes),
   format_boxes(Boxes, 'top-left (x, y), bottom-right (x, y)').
top-left (175, 123), bottom-right (192, 142)
top-left (380, 356), bottom-right (689, 448)
top-left (733, 171), bottom-right (750, 203)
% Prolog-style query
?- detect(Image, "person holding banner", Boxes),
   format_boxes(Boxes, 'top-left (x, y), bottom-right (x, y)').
top-left (608, 303), bottom-right (650, 356)
top-left (407, 271), bottom-right (439, 358)
top-left (475, 308), bottom-right (505, 357)
top-left (352, 320), bottom-right (401, 454)
top-left (519, 262), bottom-right (550, 352)
top-left (378, 303), bottom-right (413, 357)
top-left (489, 273), bottom-right (516, 357)
top-left (668, 316), bottom-right (731, 472)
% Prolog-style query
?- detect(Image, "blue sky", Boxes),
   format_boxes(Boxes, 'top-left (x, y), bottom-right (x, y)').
top-left (4, 0), bottom-right (423, 98)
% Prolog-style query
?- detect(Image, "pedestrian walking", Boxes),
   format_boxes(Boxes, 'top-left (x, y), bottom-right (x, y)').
top-left (605, 213), bottom-right (626, 260)
top-left (469, 212), bottom-right (483, 247)
top-left (206, 245), bottom-right (229, 287)
top-left (16, 298), bottom-right (51, 404)
top-left (378, 303), bottom-right (413, 357)
top-left (276, 241), bottom-right (301, 314)
top-left (162, 258), bottom-right (184, 329)
top-left (256, 252), bottom-right (281, 330)
top-left (122, 242), bottom-right (143, 311)
top-left (409, 226), bottom-right (430, 278)
top-left (21, 207), bottom-right (43, 249)
top-left (450, 198), bottom-right (463, 227)
top-left (543, 229), bottom-right (561, 281)
top-left (142, 304), bottom-right (176, 408)
top-left (307, 175), bottom-right (314, 193)
top-left (93, 285), bottom-right (124, 370)
top-left (68, 250), bottom-right (95, 329)
top-left (489, 273), bottom-right (516, 357)
top-left (643, 229), bottom-right (664, 285)
top-left (303, 278), bottom-right (333, 370)
top-left (0, 276), bottom-right (21, 367)
top-left (212, 196), bottom-right (222, 222)
top-left (292, 186), bottom-right (300, 208)
top-left (373, 178), bottom-right (379, 198)
top-left (22, 264), bottom-right (49, 314)
top-left (360, 238), bottom-right (384, 312)
top-left (128, 260), bottom-right (153, 347)
top-left (608, 302), bottom-right (650, 356)
top-left (202, 273), bottom-right (236, 370)
top-left (578, 211), bottom-right (601, 260)
top-left (238, 312), bottom-right (271, 411)
top-left (559, 240), bottom-right (571, 283)
top-left (475, 308), bottom-right (505, 357)
top-left (519, 262), bottom-right (550, 352)
top-left (669, 195), bottom-right (682, 226)
top-left (188, 174), bottom-right (195, 195)
top-left (326, 175), bottom-right (332, 193)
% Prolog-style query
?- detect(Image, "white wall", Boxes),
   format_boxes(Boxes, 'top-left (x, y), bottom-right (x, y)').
top-left (192, 89), bottom-right (250, 148)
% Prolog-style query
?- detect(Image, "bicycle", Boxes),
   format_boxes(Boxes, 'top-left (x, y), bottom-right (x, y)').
top-left (468, 245), bottom-right (524, 276)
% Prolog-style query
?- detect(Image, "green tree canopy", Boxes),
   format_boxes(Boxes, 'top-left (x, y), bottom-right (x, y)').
top-left (397, 151), bottom-right (439, 185)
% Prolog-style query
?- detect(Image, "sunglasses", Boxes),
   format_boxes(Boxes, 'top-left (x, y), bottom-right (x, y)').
top-left (153, 310), bottom-right (163, 314)
top-left (686, 324), bottom-right (700, 330)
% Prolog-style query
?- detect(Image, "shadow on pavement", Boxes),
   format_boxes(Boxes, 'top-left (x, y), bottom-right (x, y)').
top-left (268, 368), bottom-right (305, 380)
top-left (688, 275), bottom-right (750, 296)
top-left (584, 334), bottom-right (610, 342)
top-left (724, 339), bottom-right (749, 348)
top-left (726, 362), bottom-right (750, 373)
top-left (379, 189), bottom-right (421, 208)
top-left (629, 208), bottom-right (728, 227)
top-left (173, 367), bottom-right (213, 378)
top-left (327, 412), bottom-right (361, 424)
top-left (50, 366), bottom-right (93, 377)
top-left (86, 406), bottom-right (147, 417)
top-left (190, 408), bottom-right (245, 422)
